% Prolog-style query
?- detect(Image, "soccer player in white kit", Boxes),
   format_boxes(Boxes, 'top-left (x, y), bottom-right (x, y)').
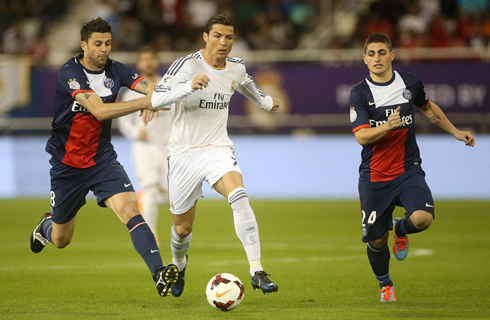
top-left (118, 47), bottom-right (171, 244)
top-left (151, 14), bottom-right (280, 297)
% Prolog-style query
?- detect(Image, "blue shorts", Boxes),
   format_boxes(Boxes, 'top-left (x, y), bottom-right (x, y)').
top-left (49, 155), bottom-right (134, 224)
top-left (358, 166), bottom-right (434, 243)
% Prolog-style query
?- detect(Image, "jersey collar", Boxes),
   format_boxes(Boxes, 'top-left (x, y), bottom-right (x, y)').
top-left (366, 71), bottom-right (396, 87)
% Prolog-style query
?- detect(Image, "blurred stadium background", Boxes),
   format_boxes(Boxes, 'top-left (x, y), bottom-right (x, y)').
top-left (0, 0), bottom-right (489, 200)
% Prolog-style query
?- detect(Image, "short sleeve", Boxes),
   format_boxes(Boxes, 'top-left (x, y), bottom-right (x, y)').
top-left (349, 87), bottom-right (370, 133)
top-left (58, 64), bottom-right (93, 98)
top-left (413, 77), bottom-right (430, 109)
top-left (113, 60), bottom-right (142, 90)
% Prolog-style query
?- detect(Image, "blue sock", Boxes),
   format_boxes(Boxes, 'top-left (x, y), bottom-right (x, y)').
top-left (395, 216), bottom-right (420, 237)
top-left (367, 243), bottom-right (393, 288)
top-left (126, 215), bottom-right (163, 274)
top-left (41, 218), bottom-right (53, 242)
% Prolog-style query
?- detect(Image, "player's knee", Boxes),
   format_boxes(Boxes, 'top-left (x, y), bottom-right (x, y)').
top-left (411, 210), bottom-right (433, 231)
top-left (52, 235), bottom-right (72, 248)
top-left (174, 222), bottom-right (192, 237)
top-left (370, 231), bottom-right (389, 248)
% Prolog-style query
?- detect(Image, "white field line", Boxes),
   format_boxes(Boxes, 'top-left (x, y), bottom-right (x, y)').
top-left (0, 248), bottom-right (433, 272)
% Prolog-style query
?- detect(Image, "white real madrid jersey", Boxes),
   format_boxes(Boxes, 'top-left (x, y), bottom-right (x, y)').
top-left (151, 50), bottom-right (273, 155)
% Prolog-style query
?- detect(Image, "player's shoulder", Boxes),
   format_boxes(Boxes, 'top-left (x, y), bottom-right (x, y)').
top-left (226, 55), bottom-right (246, 67)
top-left (350, 78), bottom-right (369, 94)
top-left (166, 51), bottom-right (202, 76)
top-left (396, 70), bottom-right (422, 85)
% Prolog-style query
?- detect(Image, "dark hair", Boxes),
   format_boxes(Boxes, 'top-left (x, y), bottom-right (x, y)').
top-left (205, 14), bottom-right (235, 34)
top-left (137, 46), bottom-right (158, 60)
top-left (364, 32), bottom-right (392, 53)
top-left (80, 17), bottom-right (112, 42)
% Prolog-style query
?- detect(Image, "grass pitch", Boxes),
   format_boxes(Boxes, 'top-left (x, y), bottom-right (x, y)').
top-left (1, 199), bottom-right (489, 319)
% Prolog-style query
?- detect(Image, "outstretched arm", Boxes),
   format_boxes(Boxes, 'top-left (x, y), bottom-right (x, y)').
top-left (420, 101), bottom-right (475, 147)
top-left (75, 91), bottom-right (153, 121)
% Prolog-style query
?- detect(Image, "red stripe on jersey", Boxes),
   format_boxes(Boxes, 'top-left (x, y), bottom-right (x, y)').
top-left (62, 113), bottom-right (103, 168)
top-left (130, 77), bottom-right (143, 90)
top-left (71, 89), bottom-right (94, 99)
top-left (370, 129), bottom-right (408, 182)
top-left (353, 124), bottom-right (370, 133)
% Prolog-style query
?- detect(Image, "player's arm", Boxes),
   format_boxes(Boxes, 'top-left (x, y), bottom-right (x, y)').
top-left (237, 73), bottom-right (279, 112)
top-left (420, 101), bottom-right (475, 146)
top-left (132, 77), bottom-right (156, 95)
top-left (75, 91), bottom-right (153, 121)
top-left (151, 59), bottom-right (209, 110)
top-left (354, 106), bottom-right (406, 146)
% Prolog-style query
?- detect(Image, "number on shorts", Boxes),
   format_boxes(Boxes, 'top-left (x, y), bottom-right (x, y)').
top-left (361, 210), bottom-right (376, 227)
top-left (50, 190), bottom-right (56, 207)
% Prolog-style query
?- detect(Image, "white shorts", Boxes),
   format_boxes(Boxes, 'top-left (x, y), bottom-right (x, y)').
top-left (132, 142), bottom-right (168, 189)
top-left (167, 146), bottom-right (242, 214)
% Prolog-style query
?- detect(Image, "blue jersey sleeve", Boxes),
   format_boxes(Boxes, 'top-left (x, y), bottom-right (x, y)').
top-left (58, 63), bottom-right (93, 99)
top-left (413, 76), bottom-right (430, 109)
top-left (113, 60), bottom-right (143, 90)
top-left (350, 86), bottom-right (370, 133)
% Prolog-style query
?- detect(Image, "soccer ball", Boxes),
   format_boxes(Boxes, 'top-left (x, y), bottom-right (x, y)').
top-left (205, 273), bottom-right (245, 311)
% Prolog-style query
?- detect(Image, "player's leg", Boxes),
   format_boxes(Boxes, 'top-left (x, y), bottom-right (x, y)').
top-left (30, 159), bottom-right (87, 253)
top-left (104, 191), bottom-right (178, 296)
top-left (360, 180), bottom-right (397, 302)
top-left (393, 171), bottom-right (435, 260)
top-left (166, 151), bottom-right (205, 297)
top-left (213, 169), bottom-right (278, 294)
top-left (92, 158), bottom-right (177, 297)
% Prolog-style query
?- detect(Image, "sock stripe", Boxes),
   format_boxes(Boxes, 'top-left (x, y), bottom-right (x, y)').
top-left (228, 189), bottom-right (248, 204)
top-left (129, 222), bottom-right (147, 233)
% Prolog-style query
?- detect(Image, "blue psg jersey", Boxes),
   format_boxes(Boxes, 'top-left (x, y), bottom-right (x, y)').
top-left (46, 53), bottom-right (142, 168)
top-left (350, 71), bottom-right (430, 182)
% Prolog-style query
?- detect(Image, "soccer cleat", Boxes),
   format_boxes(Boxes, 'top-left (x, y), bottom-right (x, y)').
top-left (30, 212), bottom-right (52, 253)
top-left (153, 264), bottom-right (179, 297)
top-left (171, 255), bottom-right (188, 297)
top-left (251, 271), bottom-right (278, 294)
top-left (380, 285), bottom-right (396, 302)
top-left (393, 218), bottom-right (409, 260)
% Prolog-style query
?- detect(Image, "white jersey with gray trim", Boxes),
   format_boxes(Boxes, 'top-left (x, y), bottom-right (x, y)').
top-left (152, 49), bottom-right (273, 156)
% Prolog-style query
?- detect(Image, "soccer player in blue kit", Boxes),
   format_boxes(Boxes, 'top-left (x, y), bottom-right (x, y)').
top-left (350, 33), bottom-right (475, 302)
top-left (29, 17), bottom-right (178, 297)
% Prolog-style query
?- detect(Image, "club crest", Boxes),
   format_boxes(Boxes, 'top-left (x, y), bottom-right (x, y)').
top-left (230, 81), bottom-right (236, 93)
top-left (402, 89), bottom-right (412, 100)
top-left (104, 77), bottom-right (114, 89)
top-left (67, 78), bottom-right (80, 90)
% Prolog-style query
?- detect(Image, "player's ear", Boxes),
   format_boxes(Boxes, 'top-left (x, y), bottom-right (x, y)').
top-left (390, 51), bottom-right (395, 62)
top-left (363, 55), bottom-right (367, 65)
top-left (203, 32), bottom-right (208, 44)
top-left (80, 41), bottom-right (87, 52)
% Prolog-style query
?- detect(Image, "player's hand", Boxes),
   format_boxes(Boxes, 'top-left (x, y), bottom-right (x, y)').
top-left (387, 106), bottom-right (406, 130)
top-left (271, 98), bottom-right (280, 111)
top-left (453, 130), bottom-right (475, 147)
top-left (140, 109), bottom-right (156, 126)
top-left (191, 75), bottom-right (210, 90)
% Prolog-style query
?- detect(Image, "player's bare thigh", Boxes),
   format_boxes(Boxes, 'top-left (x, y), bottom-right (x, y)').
top-left (213, 171), bottom-right (244, 198)
top-left (105, 191), bottom-right (140, 224)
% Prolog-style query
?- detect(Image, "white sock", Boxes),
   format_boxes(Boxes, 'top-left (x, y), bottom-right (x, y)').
top-left (228, 187), bottom-right (263, 276)
top-left (170, 225), bottom-right (191, 271)
top-left (140, 186), bottom-right (160, 239)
